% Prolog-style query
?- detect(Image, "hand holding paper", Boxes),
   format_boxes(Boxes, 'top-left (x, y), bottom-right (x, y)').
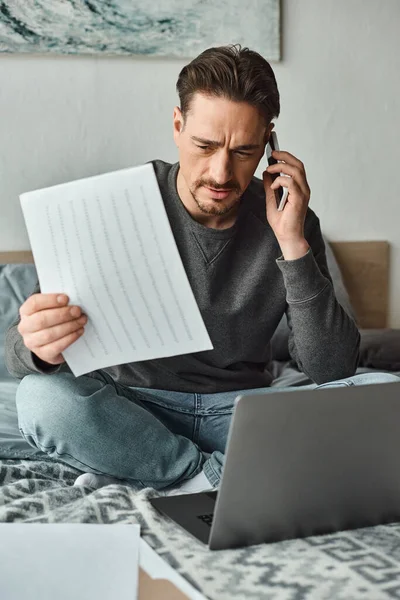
top-left (17, 292), bottom-right (87, 367)
top-left (20, 164), bottom-right (213, 377)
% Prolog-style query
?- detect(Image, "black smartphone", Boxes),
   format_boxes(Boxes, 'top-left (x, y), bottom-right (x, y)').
top-left (266, 131), bottom-right (288, 211)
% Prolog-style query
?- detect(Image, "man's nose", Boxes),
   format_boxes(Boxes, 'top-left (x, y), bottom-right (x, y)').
top-left (209, 151), bottom-right (233, 186)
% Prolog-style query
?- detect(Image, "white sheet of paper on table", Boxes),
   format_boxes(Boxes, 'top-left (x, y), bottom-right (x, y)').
top-left (0, 523), bottom-right (140, 600)
top-left (20, 164), bottom-right (213, 377)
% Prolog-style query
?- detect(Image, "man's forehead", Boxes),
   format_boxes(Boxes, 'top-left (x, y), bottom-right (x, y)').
top-left (184, 94), bottom-right (268, 141)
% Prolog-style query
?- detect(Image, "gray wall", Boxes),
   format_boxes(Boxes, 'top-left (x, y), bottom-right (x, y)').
top-left (1, 0), bottom-right (399, 324)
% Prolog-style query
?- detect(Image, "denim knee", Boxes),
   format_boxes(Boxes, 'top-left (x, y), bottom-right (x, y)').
top-left (16, 372), bottom-right (91, 441)
top-left (16, 372), bottom-right (113, 465)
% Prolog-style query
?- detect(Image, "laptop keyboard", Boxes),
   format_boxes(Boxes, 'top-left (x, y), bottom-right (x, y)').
top-left (196, 513), bottom-right (214, 527)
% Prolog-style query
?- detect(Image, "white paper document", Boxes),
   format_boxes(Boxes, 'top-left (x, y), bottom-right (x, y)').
top-left (20, 164), bottom-right (213, 376)
top-left (0, 523), bottom-right (141, 600)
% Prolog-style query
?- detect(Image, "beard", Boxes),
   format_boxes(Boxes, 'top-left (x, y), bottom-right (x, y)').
top-left (190, 178), bottom-right (242, 216)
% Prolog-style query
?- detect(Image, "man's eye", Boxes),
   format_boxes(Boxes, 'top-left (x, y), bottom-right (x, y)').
top-left (236, 151), bottom-right (252, 157)
top-left (197, 145), bottom-right (209, 150)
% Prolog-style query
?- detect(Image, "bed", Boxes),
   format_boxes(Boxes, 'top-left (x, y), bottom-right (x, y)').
top-left (1, 243), bottom-right (400, 600)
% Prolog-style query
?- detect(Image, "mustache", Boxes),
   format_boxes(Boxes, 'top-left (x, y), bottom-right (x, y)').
top-left (194, 179), bottom-right (241, 194)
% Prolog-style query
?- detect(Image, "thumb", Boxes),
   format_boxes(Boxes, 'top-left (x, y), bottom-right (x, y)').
top-left (263, 170), bottom-right (278, 216)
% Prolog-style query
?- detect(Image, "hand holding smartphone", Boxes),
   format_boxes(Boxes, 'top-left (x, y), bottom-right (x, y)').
top-left (266, 131), bottom-right (289, 211)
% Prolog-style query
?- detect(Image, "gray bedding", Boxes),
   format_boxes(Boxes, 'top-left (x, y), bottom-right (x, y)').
top-left (2, 365), bottom-right (400, 599)
top-left (2, 458), bottom-right (400, 600)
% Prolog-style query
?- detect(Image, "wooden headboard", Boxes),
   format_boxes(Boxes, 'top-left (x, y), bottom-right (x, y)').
top-left (0, 242), bottom-right (390, 329)
top-left (329, 242), bottom-right (389, 329)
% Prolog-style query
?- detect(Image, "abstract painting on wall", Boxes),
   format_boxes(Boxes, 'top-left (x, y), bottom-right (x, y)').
top-left (0, 1), bottom-right (280, 60)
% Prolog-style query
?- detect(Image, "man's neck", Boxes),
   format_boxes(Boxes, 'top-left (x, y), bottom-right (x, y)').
top-left (176, 169), bottom-right (239, 230)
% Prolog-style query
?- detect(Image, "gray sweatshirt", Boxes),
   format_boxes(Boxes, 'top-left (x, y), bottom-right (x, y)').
top-left (5, 160), bottom-right (360, 392)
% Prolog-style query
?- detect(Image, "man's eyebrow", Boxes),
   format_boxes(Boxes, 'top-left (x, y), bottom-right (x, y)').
top-left (191, 136), bottom-right (261, 151)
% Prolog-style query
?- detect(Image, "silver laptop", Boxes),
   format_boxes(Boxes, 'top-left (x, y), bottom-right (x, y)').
top-left (150, 382), bottom-right (400, 550)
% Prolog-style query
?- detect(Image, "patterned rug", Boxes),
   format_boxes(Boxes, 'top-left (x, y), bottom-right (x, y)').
top-left (2, 459), bottom-right (400, 600)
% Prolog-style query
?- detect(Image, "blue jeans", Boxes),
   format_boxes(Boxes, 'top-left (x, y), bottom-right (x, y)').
top-left (16, 370), bottom-right (399, 489)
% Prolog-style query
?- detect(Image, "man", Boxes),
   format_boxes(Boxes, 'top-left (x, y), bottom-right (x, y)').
top-left (5, 45), bottom-right (397, 494)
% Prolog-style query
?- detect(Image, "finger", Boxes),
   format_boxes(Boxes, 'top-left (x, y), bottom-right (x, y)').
top-left (267, 157), bottom-right (310, 197)
top-left (33, 329), bottom-right (85, 364)
top-left (270, 150), bottom-right (305, 172)
top-left (20, 293), bottom-right (69, 317)
top-left (263, 171), bottom-right (279, 214)
top-left (20, 305), bottom-right (83, 335)
top-left (266, 162), bottom-right (298, 178)
top-left (268, 164), bottom-right (309, 198)
top-left (26, 316), bottom-right (87, 348)
top-left (270, 175), bottom-right (292, 191)
top-left (270, 177), bottom-right (306, 207)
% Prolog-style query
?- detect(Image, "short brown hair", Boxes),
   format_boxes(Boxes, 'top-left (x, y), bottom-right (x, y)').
top-left (176, 44), bottom-right (280, 125)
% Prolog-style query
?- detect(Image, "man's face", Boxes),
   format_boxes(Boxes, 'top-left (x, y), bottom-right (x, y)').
top-left (173, 93), bottom-right (270, 221)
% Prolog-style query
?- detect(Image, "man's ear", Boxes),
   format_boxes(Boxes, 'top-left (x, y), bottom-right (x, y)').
top-left (173, 107), bottom-right (184, 146)
top-left (264, 122), bottom-right (275, 145)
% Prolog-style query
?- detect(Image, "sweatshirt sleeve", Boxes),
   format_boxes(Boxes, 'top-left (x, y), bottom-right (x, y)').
top-left (5, 281), bottom-right (66, 379)
top-left (276, 211), bottom-right (360, 384)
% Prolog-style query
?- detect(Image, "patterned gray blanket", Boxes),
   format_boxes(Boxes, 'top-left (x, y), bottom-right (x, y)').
top-left (2, 459), bottom-right (400, 599)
